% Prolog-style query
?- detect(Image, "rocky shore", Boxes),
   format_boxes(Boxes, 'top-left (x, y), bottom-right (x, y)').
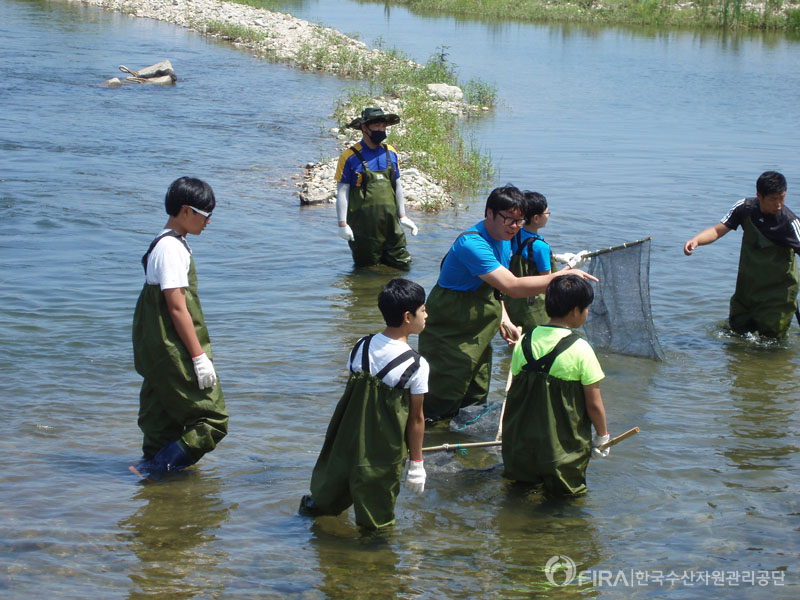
top-left (75, 0), bottom-right (480, 209)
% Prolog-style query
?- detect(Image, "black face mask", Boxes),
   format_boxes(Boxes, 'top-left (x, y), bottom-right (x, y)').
top-left (368, 129), bottom-right (387, 145)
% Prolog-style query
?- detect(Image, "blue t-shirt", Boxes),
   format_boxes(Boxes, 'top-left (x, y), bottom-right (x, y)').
top-left (335, 141), bottom-right (400, 188)
top-left (511, 229), bottom-right (552, 272)
top-left (438, 221), bottom-right (511, 291)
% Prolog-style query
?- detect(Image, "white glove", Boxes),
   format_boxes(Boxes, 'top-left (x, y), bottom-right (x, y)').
top-left (399, 216), bottom-right (418, 236)
top-left (404, 459), bottom-right (426, 493)
top-left (591, 433), bottom-right (610, 458)
top-left (554, 252), bottom-right (576, 265)
top-left (191, 353), bottom-right (217, 389)
top-left (338, 224), bottom-right (354, 242)
top-left (568, 250), bottom-right (590, 269)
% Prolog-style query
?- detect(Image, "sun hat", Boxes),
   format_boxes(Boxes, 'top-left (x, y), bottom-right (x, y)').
top-left (347, 107), bottom-right (401, 129)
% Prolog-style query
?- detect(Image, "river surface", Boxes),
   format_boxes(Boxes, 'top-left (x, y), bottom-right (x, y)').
top-left (1, 0), bottom-right (798, 597)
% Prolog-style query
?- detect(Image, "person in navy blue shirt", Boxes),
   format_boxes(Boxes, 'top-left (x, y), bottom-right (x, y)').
top-left (684, 171), bottom-right (800, 337)
top-left (335, 107), bottom-right (418, 270)
top-left (418, 184), bottom-right (597, 421)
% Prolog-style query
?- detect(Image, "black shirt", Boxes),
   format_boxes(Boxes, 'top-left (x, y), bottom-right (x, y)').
top-left (721, 197), bottom-right (800, 254)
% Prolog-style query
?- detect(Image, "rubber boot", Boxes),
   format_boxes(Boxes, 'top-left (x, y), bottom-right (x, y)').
top-left (134, 439), bottom-right (196, 480)
top-left (298, 494), bottom-right (320, 516)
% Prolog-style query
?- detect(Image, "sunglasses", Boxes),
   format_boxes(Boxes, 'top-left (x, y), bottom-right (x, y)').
top-left (189, 205), bottom-right (212, 220)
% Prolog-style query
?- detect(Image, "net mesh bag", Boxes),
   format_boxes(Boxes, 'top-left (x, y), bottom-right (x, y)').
top-left (581, 237), bottom-right (665, 361)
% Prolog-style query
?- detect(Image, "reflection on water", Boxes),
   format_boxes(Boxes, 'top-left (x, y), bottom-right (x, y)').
top-left (2, 0), bottom-right (800, 596)
top-left (309, 523), bottom-right (410, 599)
top-left (119, 474), bottom-right (231, 599)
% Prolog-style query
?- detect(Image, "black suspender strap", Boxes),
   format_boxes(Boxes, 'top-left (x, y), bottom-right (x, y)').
top-left (520, 331), bottom-right (580, 374)
top-left (141, 230), bottom-right (190, 273)
top-left (349, 335), bottom-right (373, 374)
top-left (350, 336), bottom-right (421, 389)
top-left (350, 145), bottom-right (369, 172)
top-left (350, 144), bottom-right (397, 193)
top-left (374, 349), bottom-right (421, 389)
top-left (515, 235), bottom-right (537, 258)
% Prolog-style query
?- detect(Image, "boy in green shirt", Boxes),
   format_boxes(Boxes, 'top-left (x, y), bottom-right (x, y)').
top-left (502, 274), bottom-right (609, 496)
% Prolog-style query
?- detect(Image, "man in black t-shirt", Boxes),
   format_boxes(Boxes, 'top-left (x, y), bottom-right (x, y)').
top-left (684, 171), bottom-right (800, 338)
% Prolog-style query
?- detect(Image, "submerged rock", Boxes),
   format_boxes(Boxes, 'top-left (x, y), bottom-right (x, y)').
top-left (118, 60), bottom-right (177, 85)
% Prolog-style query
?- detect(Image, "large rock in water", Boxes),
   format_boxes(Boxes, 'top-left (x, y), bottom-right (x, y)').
top-left (118, 60), bottom-right (177, 85)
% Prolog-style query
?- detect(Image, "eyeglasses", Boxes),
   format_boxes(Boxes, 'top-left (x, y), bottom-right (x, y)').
top-left (496, 211), bottom-right (525, 227)
top-left (543, 210), bottom-right (551, 216)
top-left (189, 205), bottom-right (212, 220)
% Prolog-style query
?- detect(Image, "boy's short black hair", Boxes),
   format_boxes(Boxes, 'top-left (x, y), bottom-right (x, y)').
top-left (545, 274), bottom-right (594, 318)
top-left (378, 278), bottom-right (426, 327)
top-left (756, 171), bottom-right (786, 197)
top-left (165, 177), bottom-right (216, 217)
top-left (485, 184), bottom-right (525, 218)
top-left (522, 191), bottom-right (548, 224)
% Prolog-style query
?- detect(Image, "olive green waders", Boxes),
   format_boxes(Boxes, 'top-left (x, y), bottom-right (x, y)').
top-left (418, 282), bottom-right (502, 421)
top-left (504, 235), bottom-right (557, 333)
top-left (502, 332), bottom-right (592, 496)
top-left (346, 145), bottom-right (411, 270)
top-left (307, 335), bottom-right (419, 529)
top-left (729, 216), bottom-right (799, 338)
top-left (133, 232), bottom-right (228, 461)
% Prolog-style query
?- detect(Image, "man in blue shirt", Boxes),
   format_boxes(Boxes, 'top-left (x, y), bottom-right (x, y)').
top-left (335, 107), bottom-right (418, 270)
top-left (418, 185), bottom-right (597, 421)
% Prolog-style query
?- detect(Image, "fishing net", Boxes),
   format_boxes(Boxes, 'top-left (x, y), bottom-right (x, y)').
top-left (432, 237), bottom-right (663, 446)
top-left (581, 237), bottom-right (665, 361)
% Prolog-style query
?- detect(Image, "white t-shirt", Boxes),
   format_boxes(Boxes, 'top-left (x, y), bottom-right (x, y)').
top-left (145, 230), bottom-right (192, 290)
top-left (348, 333), bottom-right (429, 395)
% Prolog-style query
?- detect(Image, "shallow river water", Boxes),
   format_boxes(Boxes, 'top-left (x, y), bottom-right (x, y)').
top-left (1, 0), bottom-right (799, 597)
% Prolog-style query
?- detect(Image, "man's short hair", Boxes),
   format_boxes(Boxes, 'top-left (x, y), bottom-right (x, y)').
top-left (545, 274), bottom-right (594, 318)
top-left (756, 171), bottom-right (786, 197)
top-left (522, 191), bottom-right (548, 223)
top-left (485, 184), bottom-right (525, 218)
top-left (378, 278), bottom-right (426, 327)
top-left (165, 177), bottom-right (216, 216)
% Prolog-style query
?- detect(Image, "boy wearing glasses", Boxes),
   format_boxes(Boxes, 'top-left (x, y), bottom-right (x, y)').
top-left (505, 191), bottom-right (557, 333)
top-left (418, 185), bottom-right (597, 422)
top-left (131, 177), bottom-right (229, 479)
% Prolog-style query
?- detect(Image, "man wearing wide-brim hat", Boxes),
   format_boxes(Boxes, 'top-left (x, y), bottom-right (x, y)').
top-left (335, 107), bottom-right (418, 270)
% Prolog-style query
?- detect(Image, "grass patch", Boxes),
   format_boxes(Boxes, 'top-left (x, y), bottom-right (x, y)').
top-left (212, 0), bottom-right (497, 208)
top-left (334, 86), bottom-right (494, 211)
top-left (203, 21), bottom-right (268, 43)
top-left (375, 0), bottom-right (800, 33)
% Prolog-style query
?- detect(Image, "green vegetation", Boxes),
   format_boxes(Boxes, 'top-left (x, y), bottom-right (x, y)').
top-left (202, 21), bottom-right (269, 43)
top-left (375, 0), bottom-right (800, 33)
top-left (333, 88), bottom-right (494, 211)
top-left (213, 1), bottom-right (498, 209)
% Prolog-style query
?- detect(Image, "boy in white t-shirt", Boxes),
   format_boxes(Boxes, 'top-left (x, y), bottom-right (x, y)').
top-left (300, 278), bottom-right (429, 530)
top-left (131, 177), bottom-right (228, 479)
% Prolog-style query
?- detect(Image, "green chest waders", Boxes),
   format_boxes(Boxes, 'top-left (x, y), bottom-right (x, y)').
top-left (309, 335), bottom-right (420, 529)
top-left (729, 217), bottom-right (799, 338)
top-left (346, 145), bottom-right (411, 270)
top-left (418, 232), bottom-right (503, 421)
top-left (502, 332), bottom-right (593, 496)
top-left (504, 233), bottom-right (557, 333)
top-left (132, 231), bottom-right (228, 460)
